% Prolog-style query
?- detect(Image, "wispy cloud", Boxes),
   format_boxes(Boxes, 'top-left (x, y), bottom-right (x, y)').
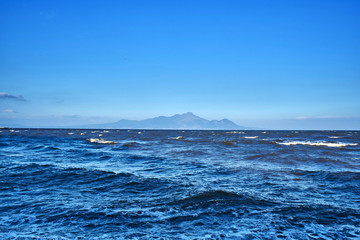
top-left (0, 92), bottom-right (27, 101)
top-left (295, 116), bottom-right (309, 120)
top-left (51, 114), bottom-right (80, 119)
top-left (295, 116), bottom-right (339, 120)
top-left (2, 109), bottom-right (17, 113)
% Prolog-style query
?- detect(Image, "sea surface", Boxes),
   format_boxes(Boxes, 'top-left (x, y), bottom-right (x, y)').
top-left (0, 129), bottom-right (359, 239)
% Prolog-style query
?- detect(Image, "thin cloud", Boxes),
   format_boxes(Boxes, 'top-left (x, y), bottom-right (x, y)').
top-left (0, 92), bottom-right (27, 101)
top-left (51, 114), bottom-right (80, 119)
top-left (2, 109), bottom-right (17, 113)
top-left (295, 116), bottom-right (309, 120)
top-left (295, 116), bottom-right (340, 120)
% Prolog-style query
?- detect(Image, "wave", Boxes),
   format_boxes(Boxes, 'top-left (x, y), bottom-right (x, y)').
top-left (169, 136), bottom-right (183, 140)
top-left (87, 138), bottom-right (117, 144)
top-left (288, 169), bottom-right (360, 182)
top-left (276, 141), bottom-right (358, 148)
top-left (246, 152), bottom-right (278, 160)
top-left (122, 142), bottom-right (139, 147)
top-left (221, 141), bottom-right (236, 146)
top-left (243, 136), bottom-right (258, 139)
top-left (172, 190), bottom-right (274, 209)
top-left (4, 163), bottom-right (136, 191)
top-left (173, 150), bottom-right (207, 156)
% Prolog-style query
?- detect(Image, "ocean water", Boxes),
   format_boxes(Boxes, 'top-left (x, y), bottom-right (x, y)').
top-left (0, 129), bottom-right (359, 239)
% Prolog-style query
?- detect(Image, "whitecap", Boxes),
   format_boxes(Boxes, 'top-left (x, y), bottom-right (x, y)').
top-left (244, 136), bottom-right (258, 139)
top-left (328, 136), bottom-right (340, 139)
top-left (168, 136), bottom-right (183, 140)
top-left (68, 132), bottom-right (74, 135)
top-left (276, 141), bottom-right (358, 148)
top-left (87, 138), bottom-right (117, 144)
top-left (80, 133), bottom-right (85, 135)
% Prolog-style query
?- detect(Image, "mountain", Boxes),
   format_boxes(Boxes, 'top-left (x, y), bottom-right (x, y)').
top-left (79, 112), bottom-right (247, 130)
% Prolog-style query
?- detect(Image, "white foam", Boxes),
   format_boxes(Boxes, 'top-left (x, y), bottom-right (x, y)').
top-left (244, 136), bottom-right (258, 139)
top-left (80, 133), bottom-right (85, 135)
top-left (87, 138), bottom-right (117, 144)
top-left (328, 136), bottom-right (340, 139)
top-left (68, 132), bottom-right (74, 135)
top-left (9, 129), bottom-right (20, 133)
top-left (276, 141), bottom-right (358, 148)
top-left (226, 131), bottom-right (245, 134)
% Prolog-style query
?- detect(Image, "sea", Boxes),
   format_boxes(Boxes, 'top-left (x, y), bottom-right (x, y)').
top-left (0, 129), bottom-right (359, 239)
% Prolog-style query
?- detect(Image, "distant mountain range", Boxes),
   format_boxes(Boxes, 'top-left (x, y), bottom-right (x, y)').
top-left (79, 112), bottom-right (248, 130)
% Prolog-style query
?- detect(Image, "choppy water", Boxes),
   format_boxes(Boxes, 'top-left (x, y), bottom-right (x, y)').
top-left (0, 129), bottom-right (359, 239)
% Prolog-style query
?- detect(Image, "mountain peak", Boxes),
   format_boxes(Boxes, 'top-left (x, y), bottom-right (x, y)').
top-left (173, 112), bottom-right (196, 117)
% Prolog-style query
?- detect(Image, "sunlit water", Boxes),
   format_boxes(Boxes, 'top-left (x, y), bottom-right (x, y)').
top-left (0, 129), bottom-right (359, 239)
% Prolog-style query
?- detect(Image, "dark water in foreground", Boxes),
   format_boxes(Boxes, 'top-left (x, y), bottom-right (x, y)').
top-left (0, 129), bottom-right (359, 239)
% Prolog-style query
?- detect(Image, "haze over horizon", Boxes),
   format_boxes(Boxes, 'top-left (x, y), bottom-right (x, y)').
top-left (1, 0), bottom-right (359, 130)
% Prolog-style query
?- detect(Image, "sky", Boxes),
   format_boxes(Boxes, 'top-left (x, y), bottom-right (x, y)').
top-left (0, 0), bottom-right (359, 129)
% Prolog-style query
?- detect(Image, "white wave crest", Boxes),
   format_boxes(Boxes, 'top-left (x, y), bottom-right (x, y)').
top-left (169, 136), bottom-right (183, 140)
top-left (244, 136), bottom-right (258, 139)
top-left (87, 138), bottom-right (117, 144)
top-left (276, 141), bottom-right (358, 148)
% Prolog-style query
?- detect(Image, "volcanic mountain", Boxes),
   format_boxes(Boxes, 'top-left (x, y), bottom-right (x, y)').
top-left (81, 112), bottom-right (246, 130)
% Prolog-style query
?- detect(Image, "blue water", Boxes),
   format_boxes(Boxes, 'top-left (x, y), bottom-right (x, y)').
top-left (0, 129), bottom-right (359, 239)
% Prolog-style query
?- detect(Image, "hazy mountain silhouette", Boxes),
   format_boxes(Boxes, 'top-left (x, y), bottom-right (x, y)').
top-left (80, 112), bottom-right (247, 130)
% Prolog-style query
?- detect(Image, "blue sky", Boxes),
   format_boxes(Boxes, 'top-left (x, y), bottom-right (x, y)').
top-left (1, 0), bottom-right (359, 129)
